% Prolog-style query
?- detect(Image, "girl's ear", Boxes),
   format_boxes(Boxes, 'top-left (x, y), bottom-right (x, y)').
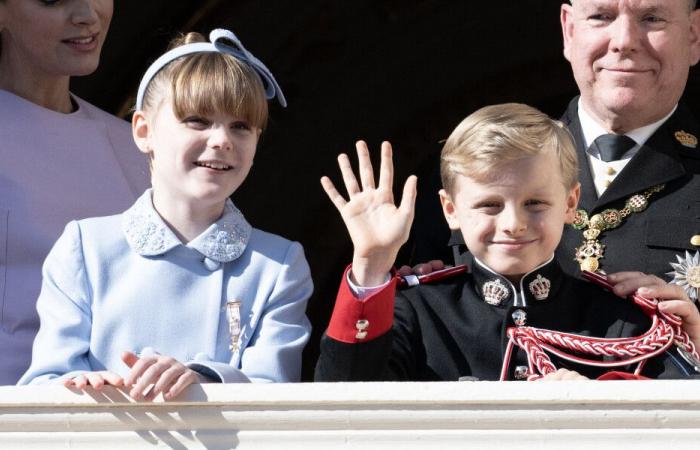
top-left (439, 189), bottom-right (461, 231)
top-left (132, 111), bottom-right (152, 155)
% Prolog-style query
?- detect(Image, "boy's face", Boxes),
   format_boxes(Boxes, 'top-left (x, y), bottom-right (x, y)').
top-left (440, 151), bottom-right (580, 283)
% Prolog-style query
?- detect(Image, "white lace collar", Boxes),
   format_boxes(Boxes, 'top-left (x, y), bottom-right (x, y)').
top-left (122, 189), bottom-right (251, 262)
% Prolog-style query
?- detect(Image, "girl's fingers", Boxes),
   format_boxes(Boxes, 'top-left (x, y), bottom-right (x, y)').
top-left (338, 153), bottom-right (361, 196)
top-left (356, 140), bottom-right (376, 190)
top-left (149, 365), bottom-right (187, 400)
top-left (129, 359), bottom-right (171, 400)
top-left (377, 141), bottom-right (394, 192)
top-left (72, 374), bottom-right (88, 389)
top-left (164, 371), bottom-right (199, 400)
top-left (125, 355), bottom-right (157, 387)
top-left (85, 372), bottom-right (105, 390)
top-left (100, 371), bottom-right (124, 387)
top-left (320, 176), bottom-right (347, 211)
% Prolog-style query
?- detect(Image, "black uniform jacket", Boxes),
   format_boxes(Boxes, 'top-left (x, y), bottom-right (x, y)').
top-left (315, 257), bottom-right (697, 381)
top-left (556, 98), bottom-right (700, 278)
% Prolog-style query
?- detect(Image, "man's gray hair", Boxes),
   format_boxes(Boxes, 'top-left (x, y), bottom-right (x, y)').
top-left (570, 0), bottom-right (697, 11)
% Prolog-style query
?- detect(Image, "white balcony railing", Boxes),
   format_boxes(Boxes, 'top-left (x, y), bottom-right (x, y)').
top-left (2, 380), bottom-right (700, 449)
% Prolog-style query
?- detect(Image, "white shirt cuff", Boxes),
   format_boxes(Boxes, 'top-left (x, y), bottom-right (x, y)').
top-left (346, 270), bottom-right (392, 300)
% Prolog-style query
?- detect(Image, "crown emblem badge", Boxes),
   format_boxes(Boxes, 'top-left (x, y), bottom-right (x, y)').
top-left (528, 274), bottom-right (551, 301)
top-left (675, 130), bottom-right (698, 148)
top-left (482, 279), bottom-right (510, 306)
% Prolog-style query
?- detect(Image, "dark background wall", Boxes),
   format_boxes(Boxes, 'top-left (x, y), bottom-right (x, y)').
top-left (72, 1), bottom-right (700, 380)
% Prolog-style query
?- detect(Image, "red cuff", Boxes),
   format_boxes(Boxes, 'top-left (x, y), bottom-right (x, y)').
top-left (326, 265), bottom-right (397, 343)
top-left (597, 371), bottom-right (650, 380)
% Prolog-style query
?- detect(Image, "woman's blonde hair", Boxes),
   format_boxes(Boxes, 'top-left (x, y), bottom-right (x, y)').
top-left (440, 103), bottom-right (579, 194)
top-left (139, 32), bottom-right (268, 129)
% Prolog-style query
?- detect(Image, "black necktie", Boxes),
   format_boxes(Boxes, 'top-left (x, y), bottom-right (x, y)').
top-left (591, 134), bottom-right (636, 162)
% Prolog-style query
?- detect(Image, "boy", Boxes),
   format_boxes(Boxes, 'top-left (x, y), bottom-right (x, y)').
top-left (316, 103), bottom-right (700, 381)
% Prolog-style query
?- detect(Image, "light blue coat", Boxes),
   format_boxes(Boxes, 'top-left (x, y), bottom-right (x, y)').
top-left (18, 190), bottom-right (312, 384)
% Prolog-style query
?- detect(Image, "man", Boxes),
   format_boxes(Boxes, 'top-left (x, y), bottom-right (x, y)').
top-left (555, 0), bottom-right (700, 282)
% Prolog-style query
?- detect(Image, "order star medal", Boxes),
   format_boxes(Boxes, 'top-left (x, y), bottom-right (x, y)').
top-left (226, 299), bottom-right (242, 352)
top-left (667, 251), bottom-right (700, 302)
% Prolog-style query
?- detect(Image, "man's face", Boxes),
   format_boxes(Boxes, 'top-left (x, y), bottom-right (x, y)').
top-left (561, 0), bottom-right (700, 132)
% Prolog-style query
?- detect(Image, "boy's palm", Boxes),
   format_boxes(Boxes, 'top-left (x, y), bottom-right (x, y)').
top-left (322, 141), bottom-right (417, 285)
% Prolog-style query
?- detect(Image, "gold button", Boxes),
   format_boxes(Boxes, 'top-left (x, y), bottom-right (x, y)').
top-left (606, 167), bottom-right (616, 176)
top-left (604, 180), bottom-right (612, 188)
top-left (691, 235), bottom-right (700, 246)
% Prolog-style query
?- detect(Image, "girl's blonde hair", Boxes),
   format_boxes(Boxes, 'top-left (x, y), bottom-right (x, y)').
top-left (440, 103), bottom-right (579, 194)
top-left (139, 32), bottom-right (268, 129)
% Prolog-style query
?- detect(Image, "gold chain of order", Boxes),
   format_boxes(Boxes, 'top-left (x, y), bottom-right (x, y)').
top-left (572, 184), bottom-right (665, 272)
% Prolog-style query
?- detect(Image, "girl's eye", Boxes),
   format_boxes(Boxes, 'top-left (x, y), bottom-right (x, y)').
top-left (39, 0), bottom-right (61, 6)
top-left (183, 116), bottom-right (209, 127)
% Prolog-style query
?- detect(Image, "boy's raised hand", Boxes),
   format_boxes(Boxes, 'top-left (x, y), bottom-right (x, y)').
top-left (321, 141), bottom-right (417, 286)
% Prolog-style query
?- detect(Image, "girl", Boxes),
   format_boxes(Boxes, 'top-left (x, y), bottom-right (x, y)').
top-left (19, 29), bottom-right (312, 400)
top-left (0, 0), bottom-right (148, 385)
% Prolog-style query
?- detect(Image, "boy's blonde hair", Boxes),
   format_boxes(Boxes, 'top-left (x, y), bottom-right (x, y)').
top-left (139, 32), bottom-right (268, 129)
top-left (440, 103), bottom-right (578, 195)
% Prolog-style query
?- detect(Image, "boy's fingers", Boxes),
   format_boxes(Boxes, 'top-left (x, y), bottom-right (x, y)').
top-left (338, 153), bottom-right (361, 196)
top-left (320, 176), bottom-right (347, 211)
top-left (540, 369), bottom-right (588, 381)
top-left (356, 140), bottom-right (376, 190)
top-left (398, 175), bottom-right (418, 216)
top-left (377, 141), bottom-right (394, 192)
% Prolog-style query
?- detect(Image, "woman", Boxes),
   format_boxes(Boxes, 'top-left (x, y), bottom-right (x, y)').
top-left (0, 0), bottom-right (148, 384)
